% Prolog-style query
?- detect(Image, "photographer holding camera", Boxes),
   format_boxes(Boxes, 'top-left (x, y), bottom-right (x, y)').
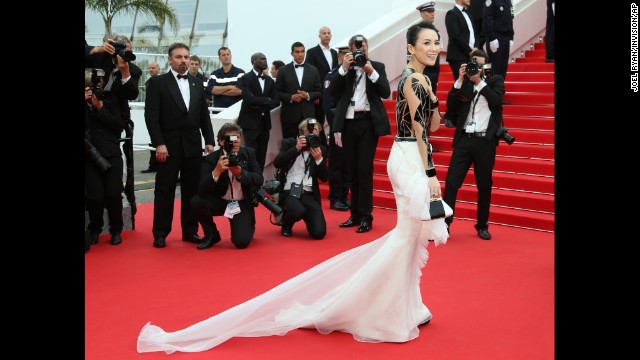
top-left (191, 123), bottom-right (264, 250)
top-left (85, 68), bottom-right (126, 246)
top-left (273, 118), bottom-right (328, 239)
top-left (442, 49), bottom-right (507, 240)
top-left (329, 34), bottom-right (391, 234)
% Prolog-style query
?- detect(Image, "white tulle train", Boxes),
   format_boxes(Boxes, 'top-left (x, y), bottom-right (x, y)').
top-left (137, 140), bottom-right (448, 354)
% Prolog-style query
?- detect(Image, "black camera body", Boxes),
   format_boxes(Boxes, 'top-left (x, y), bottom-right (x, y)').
top-left (466, 58), bottom-right (481, 77)
top-left (352, 36), bottom-right (367, 67)
top-left (303, 118), bottom-right (321, 150)
top-left (224, 135), bottom-right (243, 167)
top-left (495, 126), bottom-right (515, 145)
top-left (90, 68), bottom-right (112, 101)
top-left (109, 40), bottom-right (136, 62)
top-left (263, 180), bottom-right (283, 194)
top-left (85, 138), bottom-right (111, 172)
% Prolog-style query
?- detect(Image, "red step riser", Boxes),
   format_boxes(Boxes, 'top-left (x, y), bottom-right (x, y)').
top-left (375, 141), bottom-right (554, 162)
top-left (524, 50), bottom-right (546, 57)
top-left (438, 71), bottom-right (554, 82)
top-left (437, 81), bottom-right (554, 93)
top-left (515, 57), bottom-right (549, 63)
top-left (392, 116), bottom-right (556, 131)
top-left (371, 153), bottom-right (554, 177)
top-left (428, 139), bottom-right (555, 159)
top-left (386, 102), bottom-right (555, 117)
top-left (381, 129), bottom-right (554, 146)
top-left (434, 91), bottom-right (554, 105)
top-left (365, 168), bottom-right (553, 194)
top-left (318, 188), bottom-right (554, 231)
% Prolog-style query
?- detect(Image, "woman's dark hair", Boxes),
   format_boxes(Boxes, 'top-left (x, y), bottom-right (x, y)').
top-left (406, 21), bottom-right (438, 46)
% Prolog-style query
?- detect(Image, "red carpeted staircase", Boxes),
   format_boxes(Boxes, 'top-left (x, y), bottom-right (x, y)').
top-left (320, 42), bottom-right (554, 232)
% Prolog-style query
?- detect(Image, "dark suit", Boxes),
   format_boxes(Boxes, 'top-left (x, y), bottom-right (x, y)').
top-left (145, 71), bottom-right (215, 241)
top-left (305, 45), bottom-right (338, 127)
top-left (329, 61), bottom-right (391, 223)
top-left (483, 0), bottom-right (514, 78)
top-left (236, 70), bottom-right (281, 171)
top-left (274, 138), bottom-right (328, 239)
top-left (323, 68), bottom-right (351, 205)
top-left (191, 146), bottom-right (264, 249)
top-left (445, 5), bottom-right (479, 80)
top-left (85, 98), bottom-right (125, 235)
top-left (275, 62), bottom-right (322, 139)
top-left (443, 74), bottom-right (505, 232)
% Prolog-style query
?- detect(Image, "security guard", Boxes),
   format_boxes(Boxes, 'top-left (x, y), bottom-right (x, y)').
top-left (482, 0), bottom-right (514, 79)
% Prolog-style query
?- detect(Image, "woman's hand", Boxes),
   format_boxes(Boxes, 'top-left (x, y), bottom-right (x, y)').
top-left (428, 176), bottom-right (441, 199)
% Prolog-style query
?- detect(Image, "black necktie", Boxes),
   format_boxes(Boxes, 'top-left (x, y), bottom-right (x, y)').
top-left (294, 63), bottom-right (304, 68)
top-left (177, 74), bottom-right (188, 79)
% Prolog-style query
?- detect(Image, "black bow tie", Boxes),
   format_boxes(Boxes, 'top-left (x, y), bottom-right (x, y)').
top-left (461, 7), bottom-right (467, 12)
top-left (294, 63), bottom-right (304, 68)
top-left (257, 73), bottom-right (265, 79)
top-left (177, 74), bottom-right (188, 79)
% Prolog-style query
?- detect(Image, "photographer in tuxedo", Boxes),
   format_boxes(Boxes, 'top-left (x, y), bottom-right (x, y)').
top-left (236, 52), bottom-right (281, 172)
top-left (191, 123), bottom-right (264, 250)
top-left (274, 119), bottom-right (328, 239)
top-left (329, 34), bottom-right (391, 234)
top-left (442, 49), bottom-right (505, 240)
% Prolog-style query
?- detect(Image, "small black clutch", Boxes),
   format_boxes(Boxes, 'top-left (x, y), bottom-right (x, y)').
top-left (429, 199), bottom-right (453, 219)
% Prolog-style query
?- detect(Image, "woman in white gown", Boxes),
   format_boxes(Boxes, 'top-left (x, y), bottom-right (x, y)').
top-left (137, 21), bottom-right (448, 354)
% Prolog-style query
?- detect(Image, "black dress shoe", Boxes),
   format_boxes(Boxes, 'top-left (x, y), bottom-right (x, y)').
top-left (153, 237), bottom-right (166, 248)
top-left (110, 233), bottom-right (123, 245)
top-left (343, 199), bottom-right (351, 208)
top-left (141, 167), bottom-right (157, 173)
top-left (356, 220), bottom-right (372, 233)
top-left (197, 232), bottom-right (221, 250)
top-left (281, 225), bottom-right (293, 237)
top-left (330, 201), bottom-right (349, 211)
top-left (418, 318), bottom-right (431, 327)
top-left (432, 147), bottom-right (440, 153)
top-left (339, 216), bottom-right (360, 228)
top-left (90, 232), bottom-right (99, 245)
top-left (183, 234), bottom-right (204, 243)
top-left (477, 228), bottom-right (491, 240)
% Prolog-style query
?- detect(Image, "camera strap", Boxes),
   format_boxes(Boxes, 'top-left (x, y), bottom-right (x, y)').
top-left (350, 70), bottom-right (365, 101)
top-left (470, 90), bottom-right (480, 120)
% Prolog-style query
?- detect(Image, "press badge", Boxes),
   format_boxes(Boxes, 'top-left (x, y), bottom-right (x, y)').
top-left (224, 201), bottom-right (241, 218)
top-left (465, 121), bottom-right (476, 133)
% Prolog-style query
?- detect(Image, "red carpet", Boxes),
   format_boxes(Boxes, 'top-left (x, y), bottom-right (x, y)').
top-left (85, 201), bottom-right (554, 360)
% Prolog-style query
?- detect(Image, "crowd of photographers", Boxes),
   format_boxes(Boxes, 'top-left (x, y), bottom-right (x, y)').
top-left (85, 14), bottom-right (513, 251)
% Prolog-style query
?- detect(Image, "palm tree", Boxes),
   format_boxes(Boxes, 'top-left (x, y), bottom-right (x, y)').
top-left (85, 0), bottom-right (179, 40)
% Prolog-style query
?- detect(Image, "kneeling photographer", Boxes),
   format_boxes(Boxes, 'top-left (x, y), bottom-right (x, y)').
top-left (273, 118), bottom-right (328, 239)
top-left (191, 123), bottom-right (264, 250)
top-left (443, 49), bottom-right (510, 241)
top-left (85, 68), bottom-right (126, 246)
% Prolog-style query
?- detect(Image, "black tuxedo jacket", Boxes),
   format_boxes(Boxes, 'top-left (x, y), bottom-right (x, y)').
top-left (445, 6), bottom-right (479, 63)
top-left (197, 146), bottom-right (264, 207)
top-left (274, 138), bottom-right (328, 204)
top-left (328, 61), bottom-right (391, 136)
top-left (275, 62), bottom-right (323, 125)
top-left (446, 75), bottom-right (505, 147)
top-left (236, 71), bottom-right (281, 130)
top-left (305, 45), bottom-right (338, 80)
top-left (144, 71), bottom-right (215, 157)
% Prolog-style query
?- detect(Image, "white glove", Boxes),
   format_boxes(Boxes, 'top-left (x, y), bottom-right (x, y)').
top-left (489, 39), bottom-right (499, 53)
top-left (334, 132), bottom-right (343, 148)
top-left (509, 40), bottom-right (513, 50)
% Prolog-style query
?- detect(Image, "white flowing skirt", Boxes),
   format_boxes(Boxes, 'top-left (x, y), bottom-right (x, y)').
top-left (137, 140), bottom-right (448, 354)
